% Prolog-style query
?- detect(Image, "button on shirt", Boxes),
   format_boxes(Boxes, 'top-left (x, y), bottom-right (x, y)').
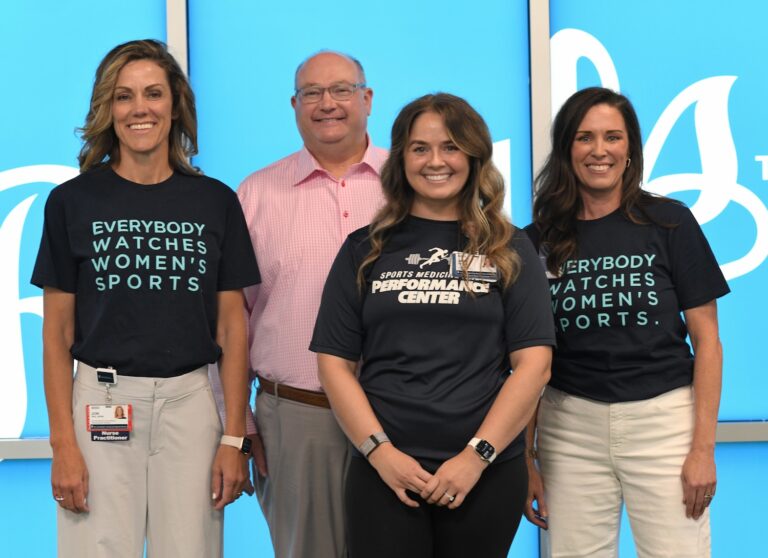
top-left (238, 143), bottom-right (387, 395)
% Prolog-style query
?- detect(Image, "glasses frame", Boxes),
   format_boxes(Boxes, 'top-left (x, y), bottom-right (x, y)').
top-left (294, 82), bottom-right (367, 104)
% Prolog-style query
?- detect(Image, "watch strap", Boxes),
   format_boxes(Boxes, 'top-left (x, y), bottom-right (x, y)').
top-left (220, 435), bottom-right (251, 455)
top-left (468, 437), bottom-right (497, 463)
top-left (359, 432), bottom-right (390, 459)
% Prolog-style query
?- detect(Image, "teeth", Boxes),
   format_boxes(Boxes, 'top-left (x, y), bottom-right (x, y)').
top-left (588, 164), bottom-right (610, 171)
top-left (424, 174), bottom-right (450, 182)
top-left (130, 123), bottom-right (153, 130)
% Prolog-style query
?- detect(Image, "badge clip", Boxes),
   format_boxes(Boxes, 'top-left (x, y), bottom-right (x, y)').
top-left (95, 367), bottom-right (117, 403)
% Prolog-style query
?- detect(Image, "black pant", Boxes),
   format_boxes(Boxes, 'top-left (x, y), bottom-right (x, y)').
top-left (345, 454), bottom-right (528, 558)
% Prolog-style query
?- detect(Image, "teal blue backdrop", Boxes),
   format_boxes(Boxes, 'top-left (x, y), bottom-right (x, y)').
top-left (1, 1), bottom-right (764, 556)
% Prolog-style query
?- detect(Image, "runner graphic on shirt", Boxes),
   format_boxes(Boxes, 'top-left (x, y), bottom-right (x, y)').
top-left (404, 247), bottom-right (450, 268)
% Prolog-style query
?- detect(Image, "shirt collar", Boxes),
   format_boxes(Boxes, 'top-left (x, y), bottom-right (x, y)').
top-left (293, 135), bottom-right (385, 186)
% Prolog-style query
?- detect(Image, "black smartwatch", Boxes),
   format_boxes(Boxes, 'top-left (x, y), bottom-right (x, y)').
top-left (220, 435), bottom-right (252, 455)
top-left (468, 437), bottom-right (496, 463)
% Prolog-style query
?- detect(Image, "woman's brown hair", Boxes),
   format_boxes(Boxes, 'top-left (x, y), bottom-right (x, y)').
top-left (358, 93), bottom-right (520, 289)
top-left (533, 86), bottom-right (671, 275)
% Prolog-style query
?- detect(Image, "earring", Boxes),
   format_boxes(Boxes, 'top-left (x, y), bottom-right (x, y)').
top-left (626, 158), bottom-right (631, 168)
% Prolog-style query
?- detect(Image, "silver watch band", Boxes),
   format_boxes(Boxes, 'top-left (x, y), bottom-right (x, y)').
top-left (359, 432), bottom-right (390, 458)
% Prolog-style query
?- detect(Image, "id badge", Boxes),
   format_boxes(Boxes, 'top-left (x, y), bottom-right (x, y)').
top-left (86, 404), bottom-right (132, 442)
top-left (449, 251), bottom-right (498, 282)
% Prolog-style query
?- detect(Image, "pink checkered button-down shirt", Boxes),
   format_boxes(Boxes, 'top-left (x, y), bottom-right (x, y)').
top-left (224, 143), bottom-right (386, 432)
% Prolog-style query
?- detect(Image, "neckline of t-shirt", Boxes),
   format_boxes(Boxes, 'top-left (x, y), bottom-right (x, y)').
top-left (406, 214), bottom-right (461, 230)
top-left (576, 207), bottom-right (622, 227)
top-left (106, 166), bottom-right (178, 190)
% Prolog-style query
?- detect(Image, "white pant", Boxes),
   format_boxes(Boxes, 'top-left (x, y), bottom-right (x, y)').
top-left (537, 385), bottom-right (711, 558)
top-left (59, 363), bottom-right (223, 558)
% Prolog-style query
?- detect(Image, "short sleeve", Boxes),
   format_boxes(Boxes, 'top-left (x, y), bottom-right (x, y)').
top-left (309, 237), bottom-right (365, 362)
top-left (217, 189), bottom-right (261, 291)
top-left (503, 230), bottom-right (557, 353)
top-left (668, 207), bottom-right (730, 310)
top-left (31, 187), bottom-right (77, 292)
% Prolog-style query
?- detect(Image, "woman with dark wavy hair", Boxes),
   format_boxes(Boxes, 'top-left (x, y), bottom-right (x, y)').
top-left (523, 87), bottom-right (728, 557)
top-left (32, 39), bottom-right (259, 557)
top-left (310, 93), bottom-right (555, 558)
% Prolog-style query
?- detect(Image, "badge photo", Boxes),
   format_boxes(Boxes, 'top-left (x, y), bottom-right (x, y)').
top-left (449, 251), bottom-right (499, 282)
top-left (86, 404), bottom-right (133, 442)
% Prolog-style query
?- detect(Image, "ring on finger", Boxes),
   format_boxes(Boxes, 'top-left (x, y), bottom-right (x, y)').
top-left (54, 496), bottom-right (65, 502)
top-left (445, 493), bottom-right (456, 503)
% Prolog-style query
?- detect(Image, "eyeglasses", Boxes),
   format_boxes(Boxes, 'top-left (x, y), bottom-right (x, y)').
top-left (294, 82), bottom-right (367, 104)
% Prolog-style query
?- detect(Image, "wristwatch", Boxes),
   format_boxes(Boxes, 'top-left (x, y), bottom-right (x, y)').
top-left (359, 432), bottom-right (390, 459)
top-left (468, 437), bottom-right (496, 463)
top-left (220, 435), bottom-right (252, 455)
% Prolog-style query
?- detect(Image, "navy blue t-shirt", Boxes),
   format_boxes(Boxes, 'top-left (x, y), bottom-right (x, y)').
top-left (32, 166), bottom-right (260, 378)
top-left (311, 216), bottom-right (555, 471)
top-left (525, 201), bottom-right (729, 402)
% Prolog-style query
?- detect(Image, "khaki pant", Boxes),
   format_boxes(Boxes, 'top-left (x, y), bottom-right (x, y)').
top-left (538, 385), bottom-right (711, 558)
top-left (58, 363), bottom-right (223, 558)
top-left (254, 390), bottom-right (350, 558)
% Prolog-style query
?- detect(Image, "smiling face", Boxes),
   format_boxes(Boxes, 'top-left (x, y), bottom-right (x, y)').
top-left (111, 59), bottom-right (173, 170)
top-left (405, 111), bottom-right (470, 220)
top-left (291, 53), bottom-right (372, 162)
top-left (570, 103), bottom-right (629, 208)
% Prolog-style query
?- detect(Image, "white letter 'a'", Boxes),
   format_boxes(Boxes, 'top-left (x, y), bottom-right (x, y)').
top-left (0, 164), bottom-right (78, 441)
top-left (643, 77), bottom-right (768, 280)
top-left (550, 28), bottom-right (620, 119)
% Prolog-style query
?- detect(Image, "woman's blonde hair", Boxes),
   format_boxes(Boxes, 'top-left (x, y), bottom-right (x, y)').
top-left (358, 93), bottom-right (520, 289)
top-left (78, 39), bottom-right (200, 175)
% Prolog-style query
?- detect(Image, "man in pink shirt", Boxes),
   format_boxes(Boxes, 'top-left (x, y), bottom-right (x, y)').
top-left (238, 51), bottom-right (386, 558)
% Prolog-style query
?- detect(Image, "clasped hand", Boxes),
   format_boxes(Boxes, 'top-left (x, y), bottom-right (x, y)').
top-left (370, 445), bottom-right (486, 509)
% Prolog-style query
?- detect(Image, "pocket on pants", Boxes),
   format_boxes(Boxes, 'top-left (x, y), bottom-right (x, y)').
top-left (203, 386), bottom-right (224, 433)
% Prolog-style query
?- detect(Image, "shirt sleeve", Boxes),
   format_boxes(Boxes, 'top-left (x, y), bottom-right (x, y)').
top-left (217, 189), bottom-right (261, 291)
top-left (667, 206), bottom-right (730, 310)
top-left (309, 237), bottom-right (365, 362)
top-left (503, 229), bottom-right (557, 353)
top-left (30, 186), bottom-right (78, 292)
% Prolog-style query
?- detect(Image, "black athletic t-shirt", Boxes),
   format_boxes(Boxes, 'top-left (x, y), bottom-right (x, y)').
top-left (524, 201), bottom-right (729, 402)
top-left (310, 216), bottom-right (555, 471)
top-left (31, 166), bottom-right (260, 378)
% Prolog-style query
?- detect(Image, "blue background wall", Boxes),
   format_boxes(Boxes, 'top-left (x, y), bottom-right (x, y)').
top-left (1, 0), bottom-right (765, 556)
top-left (187, 0), bottom-right (534, 226)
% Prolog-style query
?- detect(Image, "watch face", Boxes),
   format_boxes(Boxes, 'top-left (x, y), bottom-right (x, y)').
top-left (475, 440), bottom-right (495, 460)
top-left (241, 437), bottom-right (252, 454)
